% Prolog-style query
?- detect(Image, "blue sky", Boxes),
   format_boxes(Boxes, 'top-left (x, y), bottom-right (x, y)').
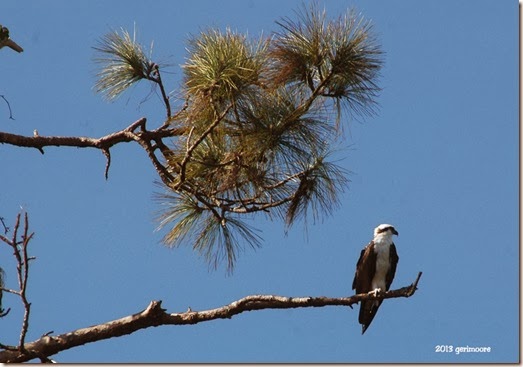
top-left (0, 0), bottom-right (519, 363)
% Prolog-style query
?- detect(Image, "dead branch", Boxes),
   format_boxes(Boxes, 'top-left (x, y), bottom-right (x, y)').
top-left (0, 118), bottom-right (186, 179)
top-left (0, 272), bottom-right (422, 363)
top-left (0, 212), bottom-right (35, 350)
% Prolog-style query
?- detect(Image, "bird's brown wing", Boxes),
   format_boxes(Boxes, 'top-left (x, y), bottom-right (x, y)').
top-left (352, 242), bottom-right (379, 334)
top-left (352, 242), bottom-right (376, 293)
top-left (385, 243), bottom-right (399, 291)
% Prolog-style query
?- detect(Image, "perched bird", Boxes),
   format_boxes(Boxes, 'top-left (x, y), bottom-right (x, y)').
top-left (0, 25), bottom-right (23, 53)
top-left (352, 224), bottom-right (399, 334)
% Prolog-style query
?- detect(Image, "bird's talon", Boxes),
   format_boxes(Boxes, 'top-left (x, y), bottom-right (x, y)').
top-left (369, 288), bottom-right (382, 297)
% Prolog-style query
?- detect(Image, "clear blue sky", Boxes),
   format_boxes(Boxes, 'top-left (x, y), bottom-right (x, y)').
top-left (1, 0), bottom-right (519, 363)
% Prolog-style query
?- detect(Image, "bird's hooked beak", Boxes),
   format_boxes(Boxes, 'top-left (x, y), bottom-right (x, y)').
top-left (391, 228), bottom-right (399, 236)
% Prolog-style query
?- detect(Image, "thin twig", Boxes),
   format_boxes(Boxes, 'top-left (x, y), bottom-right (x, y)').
top-left (0, 217), bottom-right (9, 234)
top-left (0, 95), bottom-right (14, 120)
top-left (18, 212), bottom-right (33, 348)
top-left (0, 343), bottom-right (17, 351)
top-left (151, 64), bottom-right (171, 119)
top-left (406, 271), bottom-right (423, 296)
top-left (0, 287), bottom-right (21, 296)
top-left (102, 149), bottom-right (111, 180)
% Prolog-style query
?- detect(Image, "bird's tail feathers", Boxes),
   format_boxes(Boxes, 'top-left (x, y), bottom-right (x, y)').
top-left (359, 300), bottom-right (382, 334)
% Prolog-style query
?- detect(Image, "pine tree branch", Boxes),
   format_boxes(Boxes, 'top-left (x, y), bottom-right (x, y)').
top-left (0, 118), bottom-right (186, 179)
top-left (0, 272), bottom-right (422, 363)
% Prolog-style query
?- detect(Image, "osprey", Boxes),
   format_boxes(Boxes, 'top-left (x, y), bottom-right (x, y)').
top-left (352, 224), bottom-right (399, 334)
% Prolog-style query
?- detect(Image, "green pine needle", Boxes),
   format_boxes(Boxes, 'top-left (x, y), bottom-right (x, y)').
top-left (183, 28), bottom-right (267, 102)
top-left (155, 191), bottom-right (261, 273)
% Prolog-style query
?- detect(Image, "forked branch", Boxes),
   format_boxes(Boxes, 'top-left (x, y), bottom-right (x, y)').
top-left (0, 212), bottom-right (35, 351)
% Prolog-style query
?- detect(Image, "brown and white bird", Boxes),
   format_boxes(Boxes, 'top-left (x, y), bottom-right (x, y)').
top-left (0, 25), bottom-right (23, 53)
top-left (352, 224), bottom-right (399, 334)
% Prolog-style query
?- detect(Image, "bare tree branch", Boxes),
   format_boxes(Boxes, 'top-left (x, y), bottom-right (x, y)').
top-left (0, 118), bottom-right (176, 151)
top-left (0, 212), bottom-right (35, 350)
top-left (0, 118), bottom-right (186, 179)
top-left (0, 272), bottom-right (422, 363)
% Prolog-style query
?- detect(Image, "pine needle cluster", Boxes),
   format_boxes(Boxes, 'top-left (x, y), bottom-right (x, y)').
top-left (93, 28), bottom-right (156, 101)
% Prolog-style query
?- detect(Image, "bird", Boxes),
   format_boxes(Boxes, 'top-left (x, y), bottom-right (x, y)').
top-left (352, 224), bottom-right (399, 334)
top-left (0, 25), bottom-right (23, 53)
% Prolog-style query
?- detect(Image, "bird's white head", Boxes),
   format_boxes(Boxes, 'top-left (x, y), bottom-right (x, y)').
top-left (373, 224), bottom-right (399, 239)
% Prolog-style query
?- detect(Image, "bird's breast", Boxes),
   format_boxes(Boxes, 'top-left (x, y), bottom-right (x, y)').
top-left (371, 243), bottom-right (390, 290)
